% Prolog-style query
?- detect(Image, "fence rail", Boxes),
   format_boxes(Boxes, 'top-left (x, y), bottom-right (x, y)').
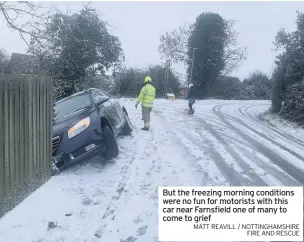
top-left (0, 74), bottom-right (53, 218)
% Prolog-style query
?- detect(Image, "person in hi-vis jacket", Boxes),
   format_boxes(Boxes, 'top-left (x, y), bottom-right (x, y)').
top-left (135, 76), bottom-right (156, 131)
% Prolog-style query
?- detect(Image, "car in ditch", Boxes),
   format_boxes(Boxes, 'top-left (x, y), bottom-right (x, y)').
top-left (51, 88), bottom-right (133, 173)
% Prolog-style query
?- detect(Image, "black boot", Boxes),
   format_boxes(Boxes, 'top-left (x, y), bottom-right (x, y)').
top-left (141, 127), bottom-right (149, 131)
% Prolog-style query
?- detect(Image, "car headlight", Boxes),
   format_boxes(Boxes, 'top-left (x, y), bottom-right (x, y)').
top-left (68, 117), bottom-right (90, 139)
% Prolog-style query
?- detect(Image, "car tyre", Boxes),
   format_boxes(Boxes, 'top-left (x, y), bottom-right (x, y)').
top-left (103, 126), bottom-right (119, 160)
top-left (122, 110), bottom-right (133, 135)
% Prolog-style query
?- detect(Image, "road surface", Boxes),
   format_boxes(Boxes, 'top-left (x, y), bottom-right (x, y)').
top-left (0, 99), bottom-right (303, 242)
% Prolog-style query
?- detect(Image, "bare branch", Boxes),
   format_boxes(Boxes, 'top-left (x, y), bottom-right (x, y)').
top-left (158, 23), bottom-right (193, 63)
top-left (83, 2), bottom-right (92, 10)
top-left (0, 1), bottom-right (52, 47)
top-left (159, 18), bottom-right (246, 76)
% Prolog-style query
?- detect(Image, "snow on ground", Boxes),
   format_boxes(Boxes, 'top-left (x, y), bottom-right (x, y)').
top-left (0, 99), bottom-right (304, 242)
top-left (259, 108), bottom-right (304, 141)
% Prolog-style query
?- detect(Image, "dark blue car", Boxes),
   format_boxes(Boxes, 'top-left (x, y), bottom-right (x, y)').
top-left (51, 88), bottom-right (133, 173)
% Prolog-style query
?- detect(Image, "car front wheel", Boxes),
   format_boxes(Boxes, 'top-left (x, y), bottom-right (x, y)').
top-left (102, 126), bottom-right (119, 160)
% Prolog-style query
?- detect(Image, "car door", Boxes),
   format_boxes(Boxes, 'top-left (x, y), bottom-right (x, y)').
top-left (110, 99), bottom-right (125, 131)
top-left (97, 90), bottom-right (124, 133)
top-left (91, 90), bottom-right (118, 133)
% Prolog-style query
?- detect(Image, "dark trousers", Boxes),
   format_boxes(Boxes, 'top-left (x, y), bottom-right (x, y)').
top-left (142, 106), bottom-right (152, 128)
top-left (188, 103), bottom-right (194, 114)
top-left (188, 98), bottom-right (195, 114)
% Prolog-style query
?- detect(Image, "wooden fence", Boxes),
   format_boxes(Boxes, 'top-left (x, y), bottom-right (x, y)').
top-left (0, 74), bottom-right (53, 218)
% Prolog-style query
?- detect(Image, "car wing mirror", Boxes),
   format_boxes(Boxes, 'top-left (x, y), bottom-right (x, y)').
top-left (97, 98), bottom-right (110, 106)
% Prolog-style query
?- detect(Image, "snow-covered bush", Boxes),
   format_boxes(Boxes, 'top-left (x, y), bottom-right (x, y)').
top-left (83, 74), bottom-right (119, 96)
top-left (241, 72), bottom-right (273, 100)
top-left (280, 80), bottom-right (304, 125)
top-left (53, 79), bottom-right (83, 102)
top-left (271, 12), bottom-right (304, 125)
top-left (206, 76), bottom-right (243, 100)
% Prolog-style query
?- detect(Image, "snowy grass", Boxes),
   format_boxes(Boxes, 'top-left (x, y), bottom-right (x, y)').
top-left (260, 110), bottom-right (304, 141)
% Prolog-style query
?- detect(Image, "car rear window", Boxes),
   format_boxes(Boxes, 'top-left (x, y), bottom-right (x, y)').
top-left (54, 93), bottom-right (91, 120)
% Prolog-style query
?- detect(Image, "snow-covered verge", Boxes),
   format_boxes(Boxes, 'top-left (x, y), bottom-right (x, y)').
top-left (259, 109), bottom-right (304, 141)
top-left (0, 99), bottom-right (303, 242)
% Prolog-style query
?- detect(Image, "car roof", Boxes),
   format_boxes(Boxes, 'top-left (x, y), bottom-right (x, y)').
top-left (55, 90), bottom-right (90, 104)
top-left (87, 88), bottom-right (102, 93)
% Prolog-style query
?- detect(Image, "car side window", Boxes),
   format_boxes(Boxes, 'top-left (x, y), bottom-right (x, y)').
top-left (92, 90), bottom-right (109, 104)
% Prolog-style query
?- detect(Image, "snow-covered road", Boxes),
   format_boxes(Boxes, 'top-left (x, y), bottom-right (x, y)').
top-left (0, 99), bottom-right (303, 242)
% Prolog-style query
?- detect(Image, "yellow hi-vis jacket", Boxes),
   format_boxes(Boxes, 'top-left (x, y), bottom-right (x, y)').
top-left (136, 83), bottom-right (156, 108)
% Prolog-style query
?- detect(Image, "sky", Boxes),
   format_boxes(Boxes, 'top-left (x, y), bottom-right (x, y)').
top-left (1, 1), bottom-right (304, 82)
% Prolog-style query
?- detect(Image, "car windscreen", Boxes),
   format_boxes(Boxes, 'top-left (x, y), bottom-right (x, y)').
top-left (54, 93), bottom-right (91, 120)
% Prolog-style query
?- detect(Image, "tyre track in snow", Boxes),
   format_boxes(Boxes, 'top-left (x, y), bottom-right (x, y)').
top-left (221, 133), bottom-right (253, 148)
top-left (217, 105), bottom-right (304, 163)
top-left (212, 104), bottom-right (304, 185)
top-left (97, 130), bottom-right (159, 242)
top-left (237, 104), bottom-right (304, 147)
top-left (154, 109), bottom-right (255, 186)
top-left (164, 105), bottom-right (228, 128)
top-left (220, 130), bottom-right (301, 185)
top-left (94, 110), bottom-right (208, 242)
top-left (176, 110), bottom-right (268, 186)
top-left (241, 105), bottom-right (304, 148)
top-left (93, 124), bottom-right (152, 240)
top-left (164, 103), bottom-right (304, 186)
top-left (158, 106), bottom-right (271, 186)
top-left (113, 113), bottom-right (208, 242)
top-left (219, 104), bottom-right (304, 162)
top-left (94, 110), bottom-right (186, 241)
top-left (153, 109), bottom-right (225, 186)
top-left (78, 137), bottom-right (137, 241)
top-left (229, 139), bottom-right (302, 186)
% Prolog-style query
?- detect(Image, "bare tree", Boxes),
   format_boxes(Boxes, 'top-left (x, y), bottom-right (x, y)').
top-left (222, 19), bottom-right (247, 76)
top-left (0, 1), bottom-right (51, 46)
top-left (159, 19), bottom-right (246, 76)
top-left (159, 24), bottom-right (193, 63)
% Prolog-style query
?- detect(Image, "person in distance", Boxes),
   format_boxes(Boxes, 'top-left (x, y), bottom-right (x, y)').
top-left (187, 83), bottom-right (196, 115)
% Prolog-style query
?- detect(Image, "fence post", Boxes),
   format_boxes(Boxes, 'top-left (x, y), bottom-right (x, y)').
top-left (0, 76), bottom-right (4, 217)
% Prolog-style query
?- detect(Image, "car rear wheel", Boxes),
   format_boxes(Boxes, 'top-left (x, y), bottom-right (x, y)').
top-left (102, 126), bottom-right (119, 160)
top-left (122, 110), bottom-right (133, 135)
